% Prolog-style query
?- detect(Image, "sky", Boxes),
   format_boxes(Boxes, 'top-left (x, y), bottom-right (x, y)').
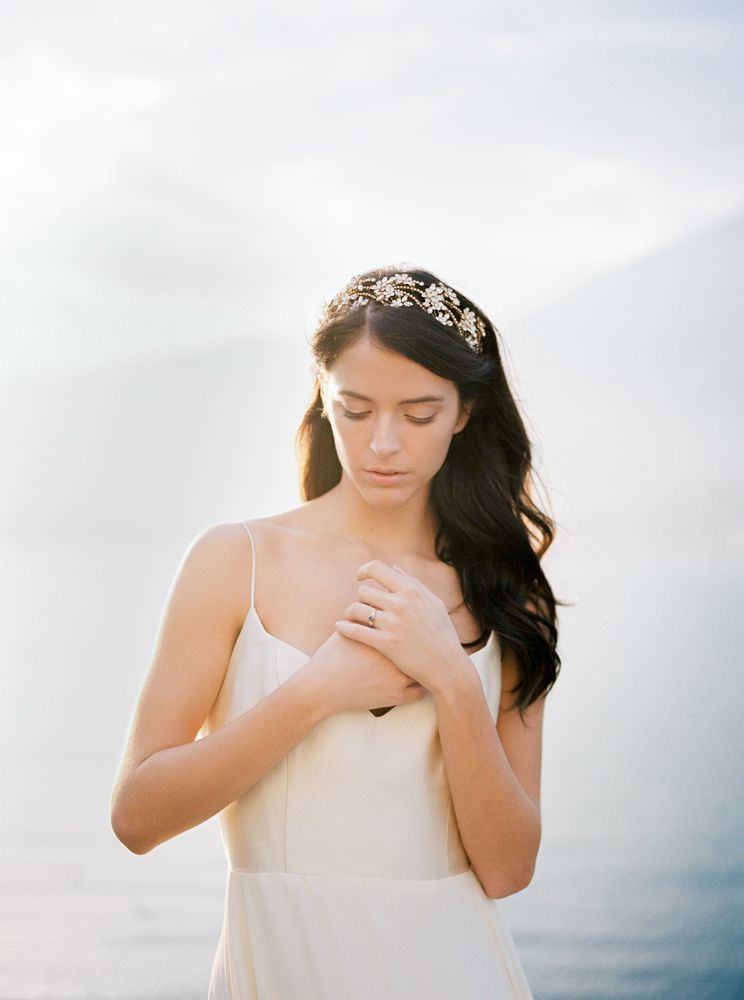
top-left (1, 1), bottom-right (742, 378)
top-left (1, 8), bottom-right (742, 994)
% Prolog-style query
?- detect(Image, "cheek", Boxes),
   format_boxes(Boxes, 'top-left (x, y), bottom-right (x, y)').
top-left (402, 426), bottom-right (455, 471)
top-left (328, 417), bottom-right (359, 456)
top-left (430, 423), bottom-right (458, 452)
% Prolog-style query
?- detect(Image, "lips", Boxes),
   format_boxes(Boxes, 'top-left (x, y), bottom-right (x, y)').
top-left (367, 468), bottom-right (406, 475)
top-left (364, 468), bottom-right (409, 485)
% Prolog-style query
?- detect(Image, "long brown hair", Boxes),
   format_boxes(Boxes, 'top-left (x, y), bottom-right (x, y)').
top-left (294, 264), bottom-right (565, 715)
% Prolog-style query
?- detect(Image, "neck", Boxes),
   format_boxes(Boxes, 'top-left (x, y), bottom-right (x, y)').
top-left (321, 473), bottom-right (440, 560)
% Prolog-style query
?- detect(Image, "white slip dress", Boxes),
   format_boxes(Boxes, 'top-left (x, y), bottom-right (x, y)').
top-left (200, 521), bottom-right (534, 999)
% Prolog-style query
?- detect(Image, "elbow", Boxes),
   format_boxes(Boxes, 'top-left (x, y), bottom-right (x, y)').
top-left (482, 860), bottom-right (536, 899)
top-left (110, 805), bottom-right (152, 855)
top-left (482, 819), bottom-right (541, 898)
top-left (113, 829), bottom-right (154, 856)
top-left (110, 787), bottom-right (156, 856)
top-left (477, 835), bottom-right (540, 899)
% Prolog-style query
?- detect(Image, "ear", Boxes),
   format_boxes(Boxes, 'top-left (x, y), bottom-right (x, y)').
top-left (453, 398), bottom-right (474, 434)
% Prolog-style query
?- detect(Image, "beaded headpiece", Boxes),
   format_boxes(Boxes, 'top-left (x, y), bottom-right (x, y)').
top-left (319, 272), bottom-right (487, 354)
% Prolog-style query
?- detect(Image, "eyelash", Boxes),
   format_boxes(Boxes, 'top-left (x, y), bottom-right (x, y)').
top-left (341, 408), bottom-right (435, 425)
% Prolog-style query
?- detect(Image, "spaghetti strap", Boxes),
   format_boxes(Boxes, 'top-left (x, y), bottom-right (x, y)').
top-left (240, 521), bottom-right (257, 610)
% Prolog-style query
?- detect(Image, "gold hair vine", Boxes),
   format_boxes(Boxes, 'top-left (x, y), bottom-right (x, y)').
top-left (320, 272), bottom-right (487, 354)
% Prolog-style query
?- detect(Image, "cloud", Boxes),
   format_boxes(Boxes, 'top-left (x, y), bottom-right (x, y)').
top-left (0, 2), bottom-right (742, 376)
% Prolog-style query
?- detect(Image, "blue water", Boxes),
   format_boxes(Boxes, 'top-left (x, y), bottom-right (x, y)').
top-left (1, 538), bottom-right (742, 999)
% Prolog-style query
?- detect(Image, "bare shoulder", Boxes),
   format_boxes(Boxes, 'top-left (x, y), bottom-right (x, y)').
top-left (111, 519), bottom-right (272, 788)
top-left (240, 498), bottom-right (349, 567)
top-left (169, 518), bottom-right (294, 638)
top-left (197, 503), bottom-right (318, 563)
top-left (180, 521), bottom-right (256, 632)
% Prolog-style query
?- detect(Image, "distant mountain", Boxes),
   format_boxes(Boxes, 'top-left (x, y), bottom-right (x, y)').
top-left (505, 212), bottom-right (743, 559)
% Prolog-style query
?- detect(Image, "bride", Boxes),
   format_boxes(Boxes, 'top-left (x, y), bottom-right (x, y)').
top-left (111, 264), bottom-right (563, 999)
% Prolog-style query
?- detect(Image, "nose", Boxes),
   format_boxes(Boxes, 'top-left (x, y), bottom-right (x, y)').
top-left (369, 415), bottom-right (402, 458)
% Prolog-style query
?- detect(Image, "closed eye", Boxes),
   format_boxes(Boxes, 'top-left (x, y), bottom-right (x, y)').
top-left (341, 408), bottom-right (435, 425)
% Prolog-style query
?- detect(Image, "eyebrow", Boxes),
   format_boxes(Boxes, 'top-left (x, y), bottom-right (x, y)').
top-left (338, 389), bottom-right (446, 405)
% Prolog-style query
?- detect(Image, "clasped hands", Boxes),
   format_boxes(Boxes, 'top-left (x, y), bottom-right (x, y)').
top-left (334, 560), bottom-right (471, 694)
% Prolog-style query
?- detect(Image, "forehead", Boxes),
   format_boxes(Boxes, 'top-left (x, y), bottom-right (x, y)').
top-left (326, 334), bottom-right (455, 400)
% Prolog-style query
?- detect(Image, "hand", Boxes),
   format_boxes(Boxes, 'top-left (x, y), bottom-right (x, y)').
top-left (334, 560), bottom-right (469, 692)
top-left (296, 628), bottom-right (427, 716)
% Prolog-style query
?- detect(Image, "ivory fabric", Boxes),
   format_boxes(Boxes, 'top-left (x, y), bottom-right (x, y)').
top-left (200, 522), bottom-right (534, 999)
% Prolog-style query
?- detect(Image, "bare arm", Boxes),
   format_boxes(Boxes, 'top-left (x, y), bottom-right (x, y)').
top-left (110, 524), bottom-right (330, 855)
top-left (431, 642), bottom-right (545, 899)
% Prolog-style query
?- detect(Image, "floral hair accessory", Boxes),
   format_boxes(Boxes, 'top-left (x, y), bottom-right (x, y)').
top-left (319, 272), bottom-right (487, 354)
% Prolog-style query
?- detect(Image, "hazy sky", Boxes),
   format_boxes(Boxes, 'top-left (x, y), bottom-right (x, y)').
top-left (1, 0), bottom-right (742, 377)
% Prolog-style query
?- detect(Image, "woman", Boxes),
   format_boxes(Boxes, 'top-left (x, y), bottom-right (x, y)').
top-left (110, 264), bottom-right (562, 999)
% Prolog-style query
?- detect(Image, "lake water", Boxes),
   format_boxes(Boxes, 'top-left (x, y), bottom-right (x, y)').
top-left (1, 536), bottom-right (742, 999)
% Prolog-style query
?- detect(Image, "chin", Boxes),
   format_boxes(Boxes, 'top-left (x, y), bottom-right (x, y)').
top-left (359, 479), bottom-right (419, 506)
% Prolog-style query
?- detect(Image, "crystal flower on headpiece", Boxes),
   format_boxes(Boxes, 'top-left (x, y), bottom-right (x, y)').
top-left (320, 272), bottom-right (487, 354)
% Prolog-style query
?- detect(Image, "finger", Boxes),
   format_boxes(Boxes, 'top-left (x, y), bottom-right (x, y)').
top-left (344, 601), bottom-right (381, 625)
top-left (355, 560), bottom-right (404, 590)
top-left (393, 563), bottom-right (422, 586)
top-left (356, 583), bottom-right (394, 610)
top-left (360, 560), bottom-right (423, 598)
top-left (335, 619), bottom-right (381, 647)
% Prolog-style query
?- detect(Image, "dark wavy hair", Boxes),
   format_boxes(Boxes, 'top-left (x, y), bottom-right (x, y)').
top-left (294, 263), bottom-right (565, 716)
